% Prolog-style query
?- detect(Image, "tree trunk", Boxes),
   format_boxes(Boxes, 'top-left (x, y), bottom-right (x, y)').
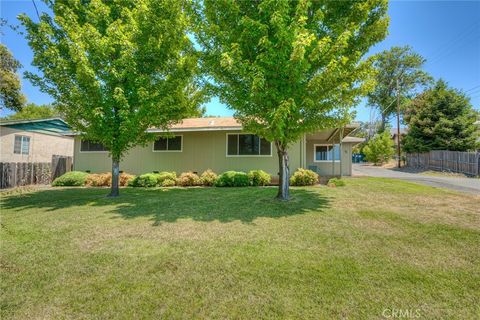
top-left (108, 157), bottom-right (120, 197)
top-left (275, 141), bottom-right (290, 201)
top-left (380, 114), bottom-right (387, 133)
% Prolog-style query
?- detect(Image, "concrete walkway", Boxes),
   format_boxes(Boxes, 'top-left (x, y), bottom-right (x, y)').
top-left (353, 163), bottom-right (480, 195)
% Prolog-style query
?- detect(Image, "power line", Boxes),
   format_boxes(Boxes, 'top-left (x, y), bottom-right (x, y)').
top-left (465, 85), bottom-right (480, 93)
top-left (32, 0), bottom-right (40, 20)
top-left (427, 21), bottom-right (480, 65)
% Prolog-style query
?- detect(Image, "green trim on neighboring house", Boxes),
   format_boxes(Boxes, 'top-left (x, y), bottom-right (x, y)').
top-left (0, 118), bottom-right (70, 136)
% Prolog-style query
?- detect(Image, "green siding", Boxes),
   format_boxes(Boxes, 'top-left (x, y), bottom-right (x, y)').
top-left (74, 130), bottom-right (302, 176)
top-left (2, 119), bottom-right (70, 136)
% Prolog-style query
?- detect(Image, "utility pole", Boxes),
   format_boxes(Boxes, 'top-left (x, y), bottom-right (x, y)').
top-left (396, 78), bottom-right (401, 168)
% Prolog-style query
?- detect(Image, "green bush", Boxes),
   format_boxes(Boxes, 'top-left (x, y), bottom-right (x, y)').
top-left (200, 169), bottom-right (218, 186)
top-left (327, 177), bottom-right (346, 187)
top-left (52, 171), bottom-right (89, 186)
top-left (176, 172), bottom-right (200, 187)
top-left (161, 179), bottom-right (176, 187)
top-left (133, 173), bottom-right (159, 187)
top-left (289, 168), bottom-right (319, 186)
top-left (248, 170), bottom-right (271, 186)
top-left (215, 171), bottom-right (249, 187)
top-left (363, 131), bottom-right (395, 165)
top-left (156, 171), bottom-right (176, 185)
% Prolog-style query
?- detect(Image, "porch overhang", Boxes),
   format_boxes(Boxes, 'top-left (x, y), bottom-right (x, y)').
top-left (305, 122), bottom-right (360, 143)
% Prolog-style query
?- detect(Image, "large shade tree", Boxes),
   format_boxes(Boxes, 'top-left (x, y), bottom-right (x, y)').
top-left (195, 0), bottom-right (389, 200)
top-left (0, 44), bottom-right (26, 112)
top-left (20, 0), bottom-right (204, 196)
top-left (403, 80), bottom-right (479, 152)
top-left (367, 46), bottom-right (432, 132)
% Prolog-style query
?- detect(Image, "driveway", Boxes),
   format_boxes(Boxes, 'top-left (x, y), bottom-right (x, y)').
top-left (353, 163), bottom-right (480, 195)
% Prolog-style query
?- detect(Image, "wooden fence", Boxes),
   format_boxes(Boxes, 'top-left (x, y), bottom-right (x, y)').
top-left (0, 155), bottom-right (72, 189)
top-left (406, 151), bottom-right (480, 177)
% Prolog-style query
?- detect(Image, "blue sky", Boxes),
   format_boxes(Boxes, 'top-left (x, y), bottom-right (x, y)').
top-left (1, 0), bottom-right (479, 122)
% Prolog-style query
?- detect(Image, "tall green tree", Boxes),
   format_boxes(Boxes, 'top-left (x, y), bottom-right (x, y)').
top-left (0, 44), bottom-right (26, 112)
top-left (403, 80), bottom-right (479, 152)
top-left (367, 46), bottom-right (431, 132)
top-left (195, 0), bottom-right (389, 200)
top-left (3, 103), bottom-right (59, 120)
top-left (20, 0), bottom-right (204, 196)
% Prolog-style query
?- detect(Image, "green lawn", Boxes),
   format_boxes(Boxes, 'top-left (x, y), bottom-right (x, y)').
top-left (1, 178), bottom-right (479, 319)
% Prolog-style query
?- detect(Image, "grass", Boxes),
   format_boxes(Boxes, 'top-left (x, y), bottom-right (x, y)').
top-left (1, 177), bottom-right (479, 319)
top-left (417, 170), bottom-right (479, 179)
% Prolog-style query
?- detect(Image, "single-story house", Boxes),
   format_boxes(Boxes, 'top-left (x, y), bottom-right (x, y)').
top-left (0, 118), bottom-right (73, 163)
top-left (69, 117), bottom-right (364, 178)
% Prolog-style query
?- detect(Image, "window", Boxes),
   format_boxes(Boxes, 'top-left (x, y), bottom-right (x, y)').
top-left (153, 135), bottom-right (182, 151)
top-left (14, 135), bottom-right (30, 155)
top-left (314, 144), bottom-right (340, 161)
top-left (80, 140), bottom-right (108, 152)
top-left (227, 134), bottom-right (271, 156)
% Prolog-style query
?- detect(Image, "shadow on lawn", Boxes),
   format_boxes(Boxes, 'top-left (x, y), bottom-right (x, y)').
top-left (1, 187), bottom-right (331, 224)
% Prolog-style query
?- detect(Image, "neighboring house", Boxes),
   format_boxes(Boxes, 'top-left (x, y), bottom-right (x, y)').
top-left (390, 127), bottom-right (407, 146)
top-left (69, 117), bottom-right (363, 177)
top-left (0, 118), bottom-right (73, 163)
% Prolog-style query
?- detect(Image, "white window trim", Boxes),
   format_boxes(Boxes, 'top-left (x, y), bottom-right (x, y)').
top-left (225, 133), bottom-right (273, 157)
top-left (152, 134), bottom-right (183, 152)
top-left (14, 135), bottom-right (30, 155)
top-left (79, 140), bottom-right (109, 153)
top-left (313, 143), bottom-right (340, 162)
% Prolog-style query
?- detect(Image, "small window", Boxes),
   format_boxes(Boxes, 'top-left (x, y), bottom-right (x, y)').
top-left (227, 134), bottom-right (271, 156)
top-left (314, 144), bottom-right (340, 161)
top-left (14, 135), bottom-right (30, 155)
top-left (153, 135), bottom-right (182, 151)
top-left (80, 140), bottom-right (108, 152)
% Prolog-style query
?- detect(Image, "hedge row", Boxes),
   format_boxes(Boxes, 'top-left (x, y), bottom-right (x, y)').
top-left (52, 171), bottom-right (135, 187)
top-left (129, 170), bottom-right (272, 187)
top-left (52, 169), bottom-right (320, 187)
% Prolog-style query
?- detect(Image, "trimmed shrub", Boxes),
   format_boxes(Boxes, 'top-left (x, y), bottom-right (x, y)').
top-left (134, 173), bottom-right (159, 187)
top-left (327, 178), bottom-right (346, 187)
top-left (52, 171), bottom-right (89, 186)
top-left (289, 168), bottom-right (319, 186)
top-left (85, 173), bottom-right (111, 187)
top-left (200, 169), bottom-right (218, 186)
top-left (85, 172), bottom-right (134, 187)
top-left (176, 172), bottom-right (200, 187)
top-left (161, 179), bottom-right (176, 187)
top-left (215, 171), bottom-right (249, 187)
top-left (156, 171), bottom-right (177, 185)
top-left (119, 173), bottom-right (135, 186)
top-left (248, 170), bottom-right (271, 186)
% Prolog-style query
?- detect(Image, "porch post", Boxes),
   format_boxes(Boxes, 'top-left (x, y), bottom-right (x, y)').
top-left (331, 144), bottom-right (335, 176)
top-left (303, 134), bottom-right (307, 168)
top-left (339, 127), bottom-right (344, 178)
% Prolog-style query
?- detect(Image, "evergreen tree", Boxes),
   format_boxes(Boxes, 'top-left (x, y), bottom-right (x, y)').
top-left (403, 80), bottom-right (478, 152)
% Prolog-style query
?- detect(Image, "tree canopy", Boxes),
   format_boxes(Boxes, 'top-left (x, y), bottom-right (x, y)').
top-left (20, 0), bottom-right (204, 196)
top-left (367, 46), bottom-right (431, 131)
top-left (402, 80), bottom-right (479, 152)
top-left (0, 44), bottom-right (26, 112)
top-left (3, 103), bottom-right (59, 120)
top-left (195, 0), bottom-right (389, 199)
